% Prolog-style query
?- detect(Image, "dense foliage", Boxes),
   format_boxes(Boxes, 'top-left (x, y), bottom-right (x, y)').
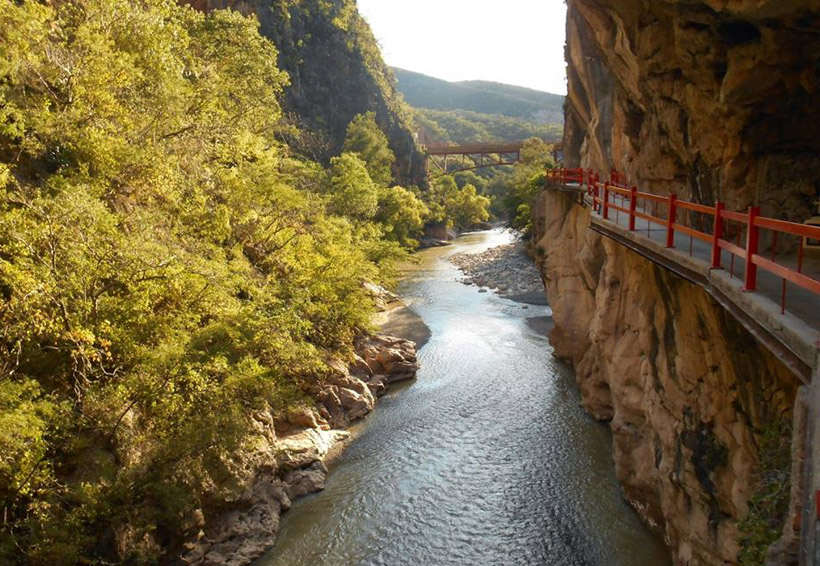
top-left (0, 1), bottom-right (418, 563)
top-left (426, 176), bottom-right (491, 231)
top-left (413, 108), bottom-right (562, 145)
top-left (393, 67), bottom-right (564, 122)
top-left (494, 138), bottom-right (556, 237)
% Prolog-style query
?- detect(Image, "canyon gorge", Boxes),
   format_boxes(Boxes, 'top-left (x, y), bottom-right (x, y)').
top-left (1, 0), bottom-right (818, 565)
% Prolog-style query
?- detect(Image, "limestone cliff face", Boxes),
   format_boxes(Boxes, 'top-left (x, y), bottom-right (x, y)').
top-left (564, 0), bottom-right (820, 221)
top-left (533, 190), bottom-right (798, 564)
top-left (546, 2), bottom-right (819, 562)
top-left (183, 0), bottom-right (426, 186)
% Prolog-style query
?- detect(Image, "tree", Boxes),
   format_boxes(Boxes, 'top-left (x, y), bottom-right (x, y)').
top-left (502, 138), bottom-right (555, 237)
top-left (376, 186), bottom-right (428, 247)
top-left (328, 152), bottom-right (380, 219)
top-left (425, 176), bottom-right (490, 231)
top-left (445, 184), bottom-right (491, 229)
top-left (0, 1), bottom-right (398, 562)
top-left (342, 112), bottom-right (395, 186)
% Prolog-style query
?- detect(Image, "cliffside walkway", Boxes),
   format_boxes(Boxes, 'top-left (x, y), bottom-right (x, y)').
top-left (545, 168), bottom-right (820, 384)
top-left (546, 168), bottom-right (820, 564)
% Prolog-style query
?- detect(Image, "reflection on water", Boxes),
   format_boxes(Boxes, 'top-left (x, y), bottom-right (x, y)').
top-left (257, 229), bottom-right (671, 566)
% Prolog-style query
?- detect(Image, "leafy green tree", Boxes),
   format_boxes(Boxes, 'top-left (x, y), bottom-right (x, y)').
top-left (445, 184), bottom-right (491, 229)
top-left (343, 112), bottom-right (395, 186)
top-left (425, 176), bottom-right (490, 230)
top-left (328, 152), bottom-right (380, 219)
top-left (376, 186), bottom-right (429, 247)
top-left (453, 170), bottom-right (489, 195)
top-left (502, 138), bottom-right (555, 237)
top-left (0, 1), bottom-right (400, 563)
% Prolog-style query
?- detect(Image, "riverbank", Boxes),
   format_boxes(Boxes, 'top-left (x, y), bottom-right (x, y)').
top-left (375, 300), bottom-right (432, 350)
top-left (451, 240), bottom-right (547, 305)
top-left (178, 330), bottom-right (420, 566)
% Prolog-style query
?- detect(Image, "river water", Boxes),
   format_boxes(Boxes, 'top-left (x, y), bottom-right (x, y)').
top-left (257, 229), bottom-right (670, 566)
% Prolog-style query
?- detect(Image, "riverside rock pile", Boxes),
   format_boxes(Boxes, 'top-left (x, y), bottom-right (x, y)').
top-left (180, 335), bottom-right (418, 566)
top-left (451, 243), bottom-right (544, 298)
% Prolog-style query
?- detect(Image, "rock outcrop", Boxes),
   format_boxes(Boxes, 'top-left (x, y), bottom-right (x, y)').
top-left (564, 0), bottom-right (820, 223)
top-left (182, 0), bottom-right (427, 187)
top-left (533, 188), bottom-right (800, 565)
top-left (546, 2), bottom-right (820, 563)
top-left (176, 335), bottom-right (419, 566)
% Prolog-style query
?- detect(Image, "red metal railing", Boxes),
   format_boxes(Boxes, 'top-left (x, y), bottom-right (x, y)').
top-left (545, 167), bottom-right (820, 314)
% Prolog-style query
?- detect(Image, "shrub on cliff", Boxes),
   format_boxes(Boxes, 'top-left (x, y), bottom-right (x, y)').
top-left (737, 419), bottom-right (793, 566)
top-left (343, 112), bottom-right (396, 187)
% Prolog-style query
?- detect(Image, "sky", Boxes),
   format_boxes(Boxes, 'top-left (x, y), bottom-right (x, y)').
top-left (357, 0), bottom-right (567, 95)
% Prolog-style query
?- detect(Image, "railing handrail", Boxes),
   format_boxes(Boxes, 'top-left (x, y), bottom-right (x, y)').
top-left (545, 166), bottom-right (820, 313)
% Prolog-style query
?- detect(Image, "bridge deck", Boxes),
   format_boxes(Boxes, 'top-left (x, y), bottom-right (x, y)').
top-left (425, 142), bottom-right (525, 156)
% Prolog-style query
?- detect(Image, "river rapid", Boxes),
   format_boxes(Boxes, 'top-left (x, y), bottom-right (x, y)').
top-left (257, 229), bottom-right (670, 566)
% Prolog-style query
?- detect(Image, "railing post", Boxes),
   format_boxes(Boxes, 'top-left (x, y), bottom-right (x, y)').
top-left (593, 176), bottom-right (600, 213)
top-left (603, 182), bottom-right (610, 220)
top-left (666, 194), bottom-right (677, 248)
top-left (744, 206), bottom-right (760, 291)
top-left (629, 186), bottom-right (637, 231)
top-left (711, 202), bottom-right (724, 268)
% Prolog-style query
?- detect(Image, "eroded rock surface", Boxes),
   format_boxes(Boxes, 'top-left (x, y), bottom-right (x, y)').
top-left (533, 189), bottom-right (799, 565)
top-left (564, 0), bottom-right (820, 223)
top-left (177, 335), bottom-right (418, 566)
top-left (558, 2), bottom-right (818, 562)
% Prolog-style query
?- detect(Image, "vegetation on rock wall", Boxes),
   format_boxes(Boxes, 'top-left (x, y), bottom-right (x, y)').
top-left (343, 112), bottom-right (396, 187)
top-left (738, 419), bottom-right (793, 566)
top-left (248, 0), bottom-right (427, 185)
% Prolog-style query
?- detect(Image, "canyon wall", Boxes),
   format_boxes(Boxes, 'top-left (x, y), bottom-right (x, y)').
top-left (536, 1), bottom-right (820, 563)
top-left (533, 190), bottom-right (800, 564)
top-left (184, 0), bottom-right (427, 186)
top-left (564, 0), bottom-right (820, 221)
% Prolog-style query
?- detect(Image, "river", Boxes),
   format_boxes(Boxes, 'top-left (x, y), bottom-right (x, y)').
top-left (256, 229), bottom-right (671, 566)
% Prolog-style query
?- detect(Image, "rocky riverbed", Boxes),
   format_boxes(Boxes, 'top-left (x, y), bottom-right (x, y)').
top-left (451, 242), bottom-right (546, 303)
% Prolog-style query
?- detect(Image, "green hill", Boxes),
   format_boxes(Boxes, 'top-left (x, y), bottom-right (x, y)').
top-left (393, 68), bottom-right (564, 124)
top-left (412, 108), bottom-right (562, 145)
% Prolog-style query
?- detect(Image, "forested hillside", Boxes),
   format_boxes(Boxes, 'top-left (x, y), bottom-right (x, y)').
top-left (412, 108), bottom-right (562, 145)
top-left (394, 68), bottom-right (564, 122)
top-left (0, 1), bottom-right (489, 563)
top-left (392, 68), bottom-right (563, 145)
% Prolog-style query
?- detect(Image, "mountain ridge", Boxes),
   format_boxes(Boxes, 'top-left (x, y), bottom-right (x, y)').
top-left (392, 67), bottom-right (564, 124)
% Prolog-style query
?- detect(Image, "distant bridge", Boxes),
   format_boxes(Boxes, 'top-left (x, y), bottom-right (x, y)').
top-left (423, 142), bottom-right (525, 177)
